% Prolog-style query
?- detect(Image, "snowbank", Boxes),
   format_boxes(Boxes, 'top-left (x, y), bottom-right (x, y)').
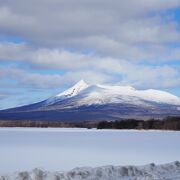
top-left (1, 161), bottom-right (180, 180)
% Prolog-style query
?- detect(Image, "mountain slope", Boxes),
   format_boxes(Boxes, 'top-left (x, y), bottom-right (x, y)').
top-left (0, 80), bottom-right (180, 121)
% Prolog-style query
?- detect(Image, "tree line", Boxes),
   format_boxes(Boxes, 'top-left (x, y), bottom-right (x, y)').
top-left (0, 116), bottom-right (179, 130)
top-left (97, 117), bottom-right (180, 130)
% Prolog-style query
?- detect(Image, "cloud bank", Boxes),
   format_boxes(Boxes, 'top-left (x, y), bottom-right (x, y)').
top-left (0, 0), bottom-right (180, 108)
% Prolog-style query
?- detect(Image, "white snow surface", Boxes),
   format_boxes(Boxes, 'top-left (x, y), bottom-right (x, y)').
top-left (47, 80), bottom-right (180, 106)
top-left (1, 161), bottom-right (180, 180)
top-left (56, 79), bottom-right (89, 97)
top-left (46, 80), bottom-right (89, 105)
top-left (1, 128), bottom-right (180, 176)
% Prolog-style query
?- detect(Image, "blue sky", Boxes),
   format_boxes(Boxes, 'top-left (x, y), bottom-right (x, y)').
top-left (0, 0), bottom-right (180, 109)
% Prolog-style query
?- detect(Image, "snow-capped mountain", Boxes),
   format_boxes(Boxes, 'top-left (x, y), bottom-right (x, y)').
top-left (0, 80), bottom-right (180, 121)
top-left (46, 80), bottom-right (180, 107)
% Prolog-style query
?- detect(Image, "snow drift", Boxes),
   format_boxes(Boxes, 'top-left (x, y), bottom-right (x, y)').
top-left (1, 161), bottom-right (180, 180)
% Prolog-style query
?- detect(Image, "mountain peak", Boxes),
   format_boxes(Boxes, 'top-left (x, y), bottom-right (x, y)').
top-left (74, 79), bottom-right (88, 87)
top-left (56, 80), bottom-right (88, 98)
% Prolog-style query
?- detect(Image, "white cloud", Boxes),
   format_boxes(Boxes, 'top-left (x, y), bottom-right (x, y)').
top-left (0, 0), bottom-right (180, 98)
top-left (0, 42), bottom-right (180, 70)
top-left (120, 64), bottom-right (180, 88)
top-left (0, 54), bottom-right (179, 90)
top-left (0, 1), bottom-right (179, 60)
top-left (0, 66), bottom-right (114, 89)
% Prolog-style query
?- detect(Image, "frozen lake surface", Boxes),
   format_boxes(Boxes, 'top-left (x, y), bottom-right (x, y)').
top-left (0, 128), bottom-right (179, 174)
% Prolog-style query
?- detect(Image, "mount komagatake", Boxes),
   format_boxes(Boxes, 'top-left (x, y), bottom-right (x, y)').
top-left (0, 80), bottom-right (180, 121)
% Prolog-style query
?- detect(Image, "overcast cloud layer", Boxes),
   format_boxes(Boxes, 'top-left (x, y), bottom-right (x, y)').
top-left (0, 0), bottom-right (180, 108)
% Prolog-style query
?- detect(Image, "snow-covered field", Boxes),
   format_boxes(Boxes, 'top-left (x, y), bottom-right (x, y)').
top-left (0, 128), bottom-right (180, 177)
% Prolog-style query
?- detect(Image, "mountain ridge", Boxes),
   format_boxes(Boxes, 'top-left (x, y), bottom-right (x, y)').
top-left (46, 80), bottom-right (180, 106)
top-left (0, 80), bottom-right (180, 121)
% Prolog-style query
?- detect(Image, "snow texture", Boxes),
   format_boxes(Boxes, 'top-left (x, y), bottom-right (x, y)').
top-left (1, 128), bottom-right (180, 174)
top-left (1, 161), bottom-right (180, 180)
top-left (46, 80), bottom-right (89, 105)
top-left (56, 80), bottom-right (89, 98)
top-left (46, 80), bottom-right (180, 106)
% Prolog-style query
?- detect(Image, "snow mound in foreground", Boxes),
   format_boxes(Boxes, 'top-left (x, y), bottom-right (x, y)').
top-left (1, 161), bottom-right (180, 180)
